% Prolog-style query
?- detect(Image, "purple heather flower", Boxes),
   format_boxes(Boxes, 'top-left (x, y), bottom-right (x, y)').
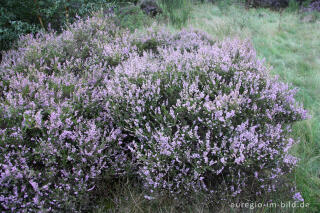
top-left (293, 192), bottom-right (304, 202)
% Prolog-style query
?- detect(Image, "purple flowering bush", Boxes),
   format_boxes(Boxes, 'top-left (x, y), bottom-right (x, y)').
top-left (109, 31), bottom-right (308, 200)
top-left (0, 13), bottom-right (307, 211)
top-left (0, 16), bottom-right (132, 212)
top-left (302, 0), bottom-right (320, 12)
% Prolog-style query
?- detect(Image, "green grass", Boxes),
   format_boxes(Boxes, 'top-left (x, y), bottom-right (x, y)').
top-left (96, 2), bottom-right (320, 212)
top-left (158, 0), bottom-right (192, 28)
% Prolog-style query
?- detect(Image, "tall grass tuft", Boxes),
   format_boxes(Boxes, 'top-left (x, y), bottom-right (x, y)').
top-left (158, 0), bottom-right (192, 28)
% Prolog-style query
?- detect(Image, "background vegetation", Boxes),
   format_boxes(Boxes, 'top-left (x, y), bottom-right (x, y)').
top-left (0, 0), bottom-right (317, 54)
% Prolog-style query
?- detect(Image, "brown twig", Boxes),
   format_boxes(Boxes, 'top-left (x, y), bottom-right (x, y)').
top-left (33, 0), bottom-right (45, 29)
top-left (65, 0), bottom-right (70, 24)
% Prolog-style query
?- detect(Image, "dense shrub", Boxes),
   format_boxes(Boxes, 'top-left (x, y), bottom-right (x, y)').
top-left (0, 13), bottom-right (307, 211)
top-left (138, 0), bottom-right (163, 17)
top-left (110, 29), bottom-right (308, 199)
top-left (0, 15), bottom-right (133, 212)
top-left (115, 4), bottom-right (153, 31)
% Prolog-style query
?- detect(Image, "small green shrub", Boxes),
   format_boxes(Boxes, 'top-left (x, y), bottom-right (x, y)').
top-left (115, 4), bottom-right (153, 31)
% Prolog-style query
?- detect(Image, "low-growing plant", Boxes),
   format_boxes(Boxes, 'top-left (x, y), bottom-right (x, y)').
top-left (0, 12), bottom-right (308, 212)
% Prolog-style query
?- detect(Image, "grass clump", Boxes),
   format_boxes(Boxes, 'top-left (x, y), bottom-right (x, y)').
top-left (159, 0), bottom-right (192, 28)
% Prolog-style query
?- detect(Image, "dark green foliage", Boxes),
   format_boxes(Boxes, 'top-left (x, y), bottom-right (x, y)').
top-left (134, 38), bottom-right (161, 55)
top-left (0, 0), bottom-right (114, 54)
top-left (139, 0), bottom-right (162, 16)
top-left (114, 4), bottom-right (153, 31)
top-left (245, 0), bottom-right (317, 9)
top-left (245, 0), bottom-right (289, 8)
top-left (0, 3), bottom-right (40, 55)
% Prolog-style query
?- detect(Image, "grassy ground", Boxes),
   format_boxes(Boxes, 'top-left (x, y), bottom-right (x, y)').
top-left (97, 2), bottom-right (320, 212)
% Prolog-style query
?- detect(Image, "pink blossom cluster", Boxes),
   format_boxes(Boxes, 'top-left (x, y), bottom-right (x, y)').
top-left (0, 14), bottom-right (307, 212)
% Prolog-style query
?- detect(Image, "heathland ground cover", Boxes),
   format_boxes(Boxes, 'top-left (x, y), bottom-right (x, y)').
top-left (0, 1), bottom-right (319, 212)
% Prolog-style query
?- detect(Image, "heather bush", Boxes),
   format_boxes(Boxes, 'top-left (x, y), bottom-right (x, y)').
top-left (0, 15), bottom-right (134, 212)
top-left (0, 12), bottom-right (307, 211)
top-left (108, 28), bottom-right (308, 200)
top-left (302, 0), bottom-right (320, 12)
